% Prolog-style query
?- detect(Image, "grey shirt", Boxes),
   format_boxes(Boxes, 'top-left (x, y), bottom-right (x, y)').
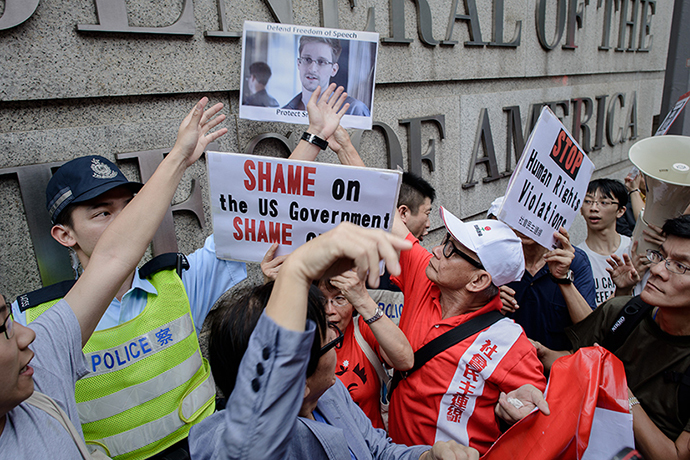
top-left (0, 299), bottom-right (89, 459)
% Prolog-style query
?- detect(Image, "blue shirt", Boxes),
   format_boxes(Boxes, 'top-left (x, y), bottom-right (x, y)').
top-left (313, 410), bottom-right (357, 460)
top-left (14, 235), bottom-right (247, 336)
top-left (507, 246), bottom-right (596, 351)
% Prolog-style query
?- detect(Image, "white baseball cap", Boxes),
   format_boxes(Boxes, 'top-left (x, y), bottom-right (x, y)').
top-left (439, 206), bottom-right (525, 286)
top-left (487, 196), bottom-right (504, 219)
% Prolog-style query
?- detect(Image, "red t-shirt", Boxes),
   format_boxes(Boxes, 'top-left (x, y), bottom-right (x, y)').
top-left (388, 234), bottom-right (547, 454)
top-left (335, 315), bottom-right (386, 429)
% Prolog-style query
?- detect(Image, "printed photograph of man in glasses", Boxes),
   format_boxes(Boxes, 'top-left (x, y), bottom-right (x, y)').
top-left (284, 36), bottom-right (371, 117)
top-left (239, 22), bottom-right (378, 130)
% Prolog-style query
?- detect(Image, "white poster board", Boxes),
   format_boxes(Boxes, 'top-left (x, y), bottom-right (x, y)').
top-left (655, 90), bottom-right (690, 136)
top-left (498, 106), bottom-right (595, 249)
top-left (207, 151), bottom-right (401, 262)
top-left (239, 21), bottom-right (378, 130)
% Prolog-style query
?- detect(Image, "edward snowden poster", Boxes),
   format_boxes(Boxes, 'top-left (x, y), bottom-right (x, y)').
top-left (239, 21), bottom-right (378, 130)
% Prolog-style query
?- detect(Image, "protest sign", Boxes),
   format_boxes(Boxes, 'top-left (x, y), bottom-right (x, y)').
top-left (498, 106), bottom-right (595, 249)
top-left (207, 151), bottom-right (401, 262)
top-left (239, 21), bottom-right (378, 130)
top-left (655, 90), bottom-right (690, 136)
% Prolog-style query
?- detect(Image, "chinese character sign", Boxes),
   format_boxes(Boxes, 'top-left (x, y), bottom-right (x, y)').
top-left (498, 106), bottom-right (595, 249)
top-left (239, 21), bottom-right (379, 130)
top-left (207, 151), bottom-right (402, 262)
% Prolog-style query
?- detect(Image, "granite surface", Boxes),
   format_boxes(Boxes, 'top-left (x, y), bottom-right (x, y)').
top-left (0, 0), bottom-right (673, 101)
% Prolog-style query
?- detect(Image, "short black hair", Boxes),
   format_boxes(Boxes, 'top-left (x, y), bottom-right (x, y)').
top-left (662, 214), bottom-right (690, 240)
top-left (53, 202), bottom-right (77, 228)
top-left (587, 178), bottom-right (628, 210)
top-left (207, 282), bottom-right (327, 397)
top-left (398, 172), bottom-right (435, 214)
top-left (249, 62), bottom-right (272, 86)
top-left (299, 36), bottom-right (342, 63)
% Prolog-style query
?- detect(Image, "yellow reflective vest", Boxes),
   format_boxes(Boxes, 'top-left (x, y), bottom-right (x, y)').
top-left (26, 268), bottom-right (215, 460)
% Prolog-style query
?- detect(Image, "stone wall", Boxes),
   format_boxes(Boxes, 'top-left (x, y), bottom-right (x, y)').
top-left (0, 0), bottom-right (672, 299)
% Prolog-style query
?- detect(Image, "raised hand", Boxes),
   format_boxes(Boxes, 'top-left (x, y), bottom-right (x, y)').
top-left (288, 222), bottom-right (411, 288)
top-left (172, 97), bottom-right (228, 167)
top-left (544, 227), bottom-right (575, 279)
top-left (260, 243), bottom-right (288, 283)
top-left (606, 252), bottom-right (640, 292)
top-left (625, 170), bottom-right (645, 192)
top-left (330, 270), bottom-right (371, 312)
top-left (306, 83), bottom-right (350, 140)
top-left (642, 222), bottom-right (665, 247)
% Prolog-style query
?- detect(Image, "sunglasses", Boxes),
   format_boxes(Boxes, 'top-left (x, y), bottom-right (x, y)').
top-left (441, 233), bottom-right (483, 269)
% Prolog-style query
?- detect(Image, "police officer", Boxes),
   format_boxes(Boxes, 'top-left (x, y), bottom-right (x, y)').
top-left (14, 136), bottom-right (246, 459)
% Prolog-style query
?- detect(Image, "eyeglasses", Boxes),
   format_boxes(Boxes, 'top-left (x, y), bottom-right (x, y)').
top-left (297, 57), bottom-right (334, 68)
top-left (646, 249), bottom-right (690, 275)
top-left (1, 309), bottom-right (14, 340)
top-left (319, 322), bottom-right (344, 356)
top-left (327, 295), bottom-right (349, 308)
top-left (582, 199), bottom-right (619, 207)
top-left (441, 233), bottom-right (483, 269)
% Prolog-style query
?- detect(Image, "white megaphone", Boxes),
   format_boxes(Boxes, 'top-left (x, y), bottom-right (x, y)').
top-left (629, 135), bottom-right (690, 254)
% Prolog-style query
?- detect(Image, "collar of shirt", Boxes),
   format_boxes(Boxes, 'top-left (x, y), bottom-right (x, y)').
top-left (432, 293), bottom-right (503, 330)
top-left (96, 267), bottom-right (158, 330)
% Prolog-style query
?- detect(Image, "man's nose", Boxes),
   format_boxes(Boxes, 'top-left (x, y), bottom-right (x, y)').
top-left (15, 322), bottom-right (36, 349)
top-left (650, 259), bottom-right (669, 278)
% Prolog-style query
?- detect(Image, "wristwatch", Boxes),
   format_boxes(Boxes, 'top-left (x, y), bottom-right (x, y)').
top-left (550, 270), bottom-right (574, 285)
top-left (364, 307), bottom-right (385, 325)
top-left (301, 131), bottom-right (329, 150)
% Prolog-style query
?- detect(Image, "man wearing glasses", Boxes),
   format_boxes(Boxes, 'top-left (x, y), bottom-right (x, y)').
top-left (576, 179), bottom-right (632, 305)
top-left (386, 206), bottom-right (548, 456)
top-left (283, 36), bottom-right (371, 116)
top-left (536, 214), bottom-right (690, 460)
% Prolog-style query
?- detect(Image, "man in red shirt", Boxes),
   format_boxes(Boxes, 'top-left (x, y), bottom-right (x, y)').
top-left (388, 206), bottom-right (548, 455)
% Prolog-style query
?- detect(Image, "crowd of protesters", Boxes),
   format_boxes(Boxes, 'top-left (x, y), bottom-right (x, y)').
top-left (1, 83), bottom-right (689, 460)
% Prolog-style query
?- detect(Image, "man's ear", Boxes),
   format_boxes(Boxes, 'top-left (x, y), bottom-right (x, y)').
top-left (466, 270), bottom-right (492, 293)
top-left (331, 63), bottom-right (339, 77)
top-left (616, 205), bottom-right (627, 219)
top-left (398, 205), bottom-right (410, 224)
top-left (51, 224), bottom-right (77, 249)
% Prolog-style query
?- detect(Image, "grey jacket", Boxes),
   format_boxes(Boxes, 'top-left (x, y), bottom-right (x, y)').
top-left (189, 313), bottom-right (429, 460)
